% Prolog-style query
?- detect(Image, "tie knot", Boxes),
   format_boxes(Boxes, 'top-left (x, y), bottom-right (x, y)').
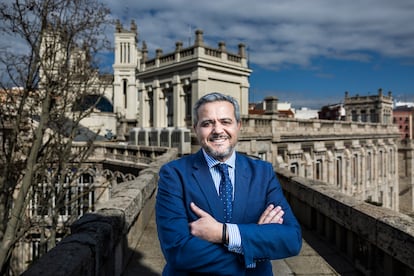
top-left (217, 163), bottom-right (229, 174)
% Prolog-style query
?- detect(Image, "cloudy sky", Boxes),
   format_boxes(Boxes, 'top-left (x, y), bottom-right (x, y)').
top-left (100, 0), bottom-right (414, 108)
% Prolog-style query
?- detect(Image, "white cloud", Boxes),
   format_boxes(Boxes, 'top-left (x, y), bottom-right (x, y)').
top-left (2, 0), bottom-right (413, 74)
top-left (101, 0), bottom-right (414, 69)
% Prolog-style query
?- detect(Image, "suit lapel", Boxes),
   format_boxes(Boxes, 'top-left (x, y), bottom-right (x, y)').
top-left (232, 153), bottom-right (250, 222)
top-left (192, 150), bottom-right (224, 220)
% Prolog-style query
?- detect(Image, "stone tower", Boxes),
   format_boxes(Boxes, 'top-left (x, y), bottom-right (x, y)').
top-left (113, 20), bottom-right (140, 121)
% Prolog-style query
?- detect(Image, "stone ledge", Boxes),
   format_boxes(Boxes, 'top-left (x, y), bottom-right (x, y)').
top-left (23, 148), bottom-right (178, 276)
top-left (277, 168), bottom-right (414, 273)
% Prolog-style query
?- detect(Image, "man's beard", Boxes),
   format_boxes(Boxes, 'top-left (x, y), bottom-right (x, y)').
top-left (203, 134), bottom-right (235, 160)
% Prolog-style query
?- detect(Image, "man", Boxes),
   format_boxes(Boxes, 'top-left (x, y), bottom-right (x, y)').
top-left (156, 92), bottom-right (302, 275)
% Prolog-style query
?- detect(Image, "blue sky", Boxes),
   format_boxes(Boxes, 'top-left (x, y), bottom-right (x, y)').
top-left (249, 55), bottom-right (414, 107)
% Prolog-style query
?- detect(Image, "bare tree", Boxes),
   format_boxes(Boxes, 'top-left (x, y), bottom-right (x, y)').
top-left (0, 0), bottom-right (112, 273)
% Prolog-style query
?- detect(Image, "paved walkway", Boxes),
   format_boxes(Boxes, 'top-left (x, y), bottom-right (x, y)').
top-left (123, 210), bottom-right (358, 275)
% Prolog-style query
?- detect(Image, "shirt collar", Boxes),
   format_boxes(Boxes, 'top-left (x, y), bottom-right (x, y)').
top-left (202, 149), bottom-right (236, 169)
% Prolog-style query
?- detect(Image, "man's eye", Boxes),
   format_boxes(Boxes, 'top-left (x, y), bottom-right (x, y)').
top-left (201, 122), bottom-right (212, 127)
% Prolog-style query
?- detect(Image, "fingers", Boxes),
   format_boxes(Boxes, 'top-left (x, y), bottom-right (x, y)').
top-left (269, 207), bottom-right (284, 224)
top-left (258, 204), bottom-right (284, 224)
top-left (258, 204), bottom-right (275, 224)
top-left (190, 202), bottom-right (208, 218)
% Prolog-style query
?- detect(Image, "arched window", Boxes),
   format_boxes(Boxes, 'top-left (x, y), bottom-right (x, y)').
top-left (336, 156), bottom-right (342, 188)
top-left (315, 159), bottom-right (322, 180)
top-left (366, 152), bottom-right (372, 182)
top-left (352, 153), bottom-right (358, 185)
top-left (290, 162), bottom-right (299, 175)
top-left (123, 79), bottom-right (128, 108)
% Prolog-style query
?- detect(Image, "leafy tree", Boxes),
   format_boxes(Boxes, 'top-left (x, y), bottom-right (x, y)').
top-left (0, 0), bottom-right (112, 273)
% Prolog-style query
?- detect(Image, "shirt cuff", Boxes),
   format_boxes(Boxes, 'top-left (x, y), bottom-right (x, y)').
top-left (226, 223), bottom-right (242, 253)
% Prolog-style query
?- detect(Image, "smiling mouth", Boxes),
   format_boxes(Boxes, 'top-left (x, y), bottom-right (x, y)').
top-left (209, 134), bottom-right (229, 143)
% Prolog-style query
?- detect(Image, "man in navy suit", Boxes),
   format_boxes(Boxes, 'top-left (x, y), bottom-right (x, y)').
top-left (156, 92), bottom-right (302, 275)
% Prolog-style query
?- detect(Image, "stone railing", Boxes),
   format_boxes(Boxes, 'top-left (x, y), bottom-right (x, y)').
top-left (23, 148), bottom-right (178, 276)
top-left (73, 142), bottom-right (170, 168)
top-left (277, 168), bottom-right (414, 275)
top-left (143, 45), bottom-right (246, 71)
top-left (241, 115), bottom-right (400, 140)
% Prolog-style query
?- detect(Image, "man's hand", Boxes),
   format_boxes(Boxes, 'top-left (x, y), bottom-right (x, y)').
top-left (258, 204), bottom-right (284, 224)
top-left (189, 202), bottom-right (222, 243)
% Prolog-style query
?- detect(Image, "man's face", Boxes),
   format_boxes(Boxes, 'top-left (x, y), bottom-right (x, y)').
top-left (194, 100), bottom-right (241, 161)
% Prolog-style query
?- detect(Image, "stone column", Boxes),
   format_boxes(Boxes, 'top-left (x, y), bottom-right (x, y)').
top-left (126, 82), bottom-right (137, 120)
top-left (239, 77), bottom-right (250, 116)
top-left (360, 149), bottom-right (366, 199)
top-left (173, 75), bottom-right (185, 127)
top-left (153, 80), bottom-right (164, 127)
top-left (191, 67), bottom-right (208, 104)
top-left (139, 85), bottom-right (150, 127)
top-left (344, 149), bottom-right (352, 195)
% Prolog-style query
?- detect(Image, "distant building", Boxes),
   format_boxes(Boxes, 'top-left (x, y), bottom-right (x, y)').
top-left (295, 107), bottom-right (319, 120)
top-left (318, 103), bottom-right (345, 120)
top-left (344, 88), bottom-right (393, 124)
top-left (393, 105), bottom-right (414, 139)
top-left (276, 101), bottom-right (294, 118)
top-left (248, 97), bottom-right (296, 118)
top-left (248, 102), bottom-right (265, 115)
top-left (395, 101), bottom-right (414, 108)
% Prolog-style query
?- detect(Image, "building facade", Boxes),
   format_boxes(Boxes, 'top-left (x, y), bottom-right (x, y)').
top-left (344, 89), bottom-right (393, 124)
top-left (393, 105), bottom-right (414, 140)
top-left (112, 20), bottom-right (251, 136)
top-left (318, 103), bottom-right (345, 120)
top-left (237, 115), bottom-right (401, 212)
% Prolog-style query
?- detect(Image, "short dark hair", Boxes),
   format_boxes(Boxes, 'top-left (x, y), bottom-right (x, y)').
top-left (192, 92), bottom-right (240, 126)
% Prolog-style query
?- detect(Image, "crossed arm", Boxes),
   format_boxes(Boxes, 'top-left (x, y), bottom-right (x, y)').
top-left (189, 202), bottom-right (284, 244)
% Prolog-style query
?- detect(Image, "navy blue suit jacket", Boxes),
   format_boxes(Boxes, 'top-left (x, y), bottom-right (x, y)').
top-left (156, 150), bottom-right (302, 275)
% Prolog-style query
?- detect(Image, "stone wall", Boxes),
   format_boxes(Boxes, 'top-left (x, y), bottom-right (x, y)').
top-left (277, 168), bottom-right (414, 275)
top-left (237, 115), bottom-right (401, 211)
top-left (23, 148), bottom-right (178, 276)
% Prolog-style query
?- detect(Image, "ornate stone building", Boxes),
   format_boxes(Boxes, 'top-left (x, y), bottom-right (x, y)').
top-left (344, 88), bottom-right (393, 124)
top-left (236, 97), bottom-right (401, 211)
top-left (112, 20), bottom-right (251, 135)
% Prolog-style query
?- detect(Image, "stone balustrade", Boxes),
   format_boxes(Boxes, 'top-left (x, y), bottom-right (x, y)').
top-left (143, 43), bottom-right (247, 71)
top-left (278, 168), bottom-right (414, 275)
top-left (241, 115), bottom-right (399, 139)
top-left (73, 142), bottom-right (170, 167)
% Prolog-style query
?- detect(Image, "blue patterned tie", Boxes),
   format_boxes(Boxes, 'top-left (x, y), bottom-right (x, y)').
top-left (217, 163), bottom-right (233, 222)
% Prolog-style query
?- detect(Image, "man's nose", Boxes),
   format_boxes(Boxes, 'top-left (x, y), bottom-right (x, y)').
top-left (212, 122), bottom-right (224, 133)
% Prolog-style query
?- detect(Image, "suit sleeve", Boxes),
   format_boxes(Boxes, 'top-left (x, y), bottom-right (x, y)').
top-left (238, 162), bottom-right (302, 266)
top-left (155, 162), bottom-right (245, 274)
